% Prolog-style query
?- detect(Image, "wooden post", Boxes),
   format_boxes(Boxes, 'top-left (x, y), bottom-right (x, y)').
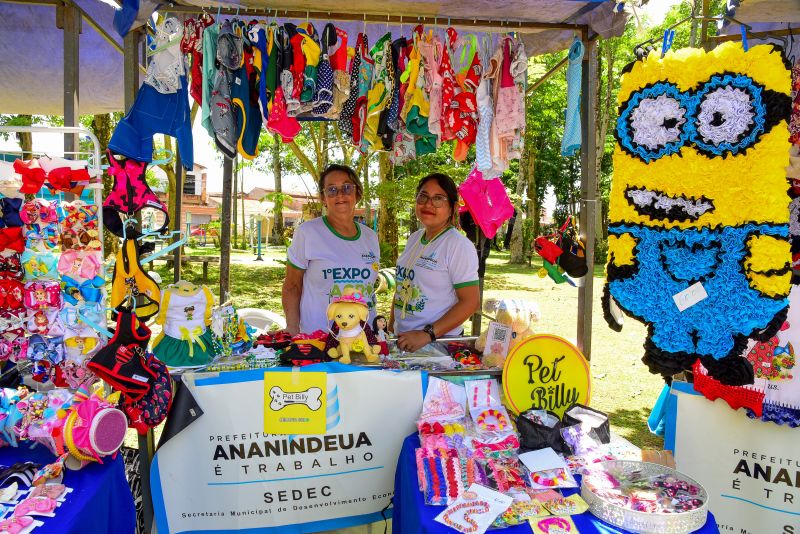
top-left (173, 149), bottom-right (183, 283)
top-left (577, 31), bottom-right (598, 361)
top-left (122, 27), bottom-right (154, 534)
top-left (60, 3), bottom-right (80, 158)
top-left (220, 156), bottom-right (233, 299)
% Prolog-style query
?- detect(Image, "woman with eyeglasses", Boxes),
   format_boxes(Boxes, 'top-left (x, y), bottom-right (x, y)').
top-left (282, 164), bottom-right (380, 335)
top-left (391, 173), bottom-right (480, 352)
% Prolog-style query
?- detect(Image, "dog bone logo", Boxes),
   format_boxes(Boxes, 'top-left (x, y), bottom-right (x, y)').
top-left (269, 386), bottom-right (323, 411)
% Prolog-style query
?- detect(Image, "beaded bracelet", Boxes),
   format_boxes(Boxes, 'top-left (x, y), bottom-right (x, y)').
top-left (442, 500), bottom-right (490, 533)
top-left (476, 408), bottom-right (509, 432)
top-left (531, 468), bottom-right (569, 487)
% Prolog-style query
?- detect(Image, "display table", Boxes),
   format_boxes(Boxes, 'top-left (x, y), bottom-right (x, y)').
top-left (393, 434), bottom-right (719, 533)
top-left (0, 444), bottom-right (135, 534)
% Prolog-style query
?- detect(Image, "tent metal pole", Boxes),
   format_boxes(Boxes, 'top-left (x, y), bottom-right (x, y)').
top-left (59, 2), bottom-right (80, 157)
top-left (577, 30), bottom-right (597, 361)
top-left (220, 156), bottom-right (234, 299)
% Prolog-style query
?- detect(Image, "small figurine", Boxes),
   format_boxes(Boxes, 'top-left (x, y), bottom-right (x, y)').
top-left (324, 289), bottom-right (381, 364)
top-left (372, 315), bottom-right (390, 356)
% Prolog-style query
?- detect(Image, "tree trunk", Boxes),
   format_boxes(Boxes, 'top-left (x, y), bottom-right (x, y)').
top-left (240, 170), bottom-right (246, 248)
top-left (232, 156), bottom-right (238, 244)
top-left (90, 114), bottom-right (117, 258)
top-left (509, 140), bottom-right (531, 264)
top-left (361, 156), bottom-right (372, 227)
top-left (271, 134), bottom-right (285, 245)
top-left (377, 152), bottom-right (398, 264)
top-left (160, 134), bottom-right (177, 234)
top-left (15, 116), bottom-right (32, 158)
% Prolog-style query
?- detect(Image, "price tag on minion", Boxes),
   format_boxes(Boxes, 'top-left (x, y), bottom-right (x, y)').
top-left (672, 282), bottom-right (708, 312)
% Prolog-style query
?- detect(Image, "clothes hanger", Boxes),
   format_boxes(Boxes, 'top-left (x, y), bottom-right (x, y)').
top-left (151, 148), bottom-right (173, 165)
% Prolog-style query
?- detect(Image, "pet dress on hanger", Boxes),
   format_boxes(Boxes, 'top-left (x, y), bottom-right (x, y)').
top-left (110, 239), bottom-right (161, 322)
top-left (145, 17), bottom-right (185, 94)
top-left (338, 32), bottom-right (365, 142)
top-left (151, 282), bottom-right (218, 367)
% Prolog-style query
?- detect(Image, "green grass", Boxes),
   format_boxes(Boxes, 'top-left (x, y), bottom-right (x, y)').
top-left (148, 247), bottom-right (663, 449)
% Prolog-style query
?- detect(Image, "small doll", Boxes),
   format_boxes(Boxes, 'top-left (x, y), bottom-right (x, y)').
top-left (372, 315), bottom-right (390, 356)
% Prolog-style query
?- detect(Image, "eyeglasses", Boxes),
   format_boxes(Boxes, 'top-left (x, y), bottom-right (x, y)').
top-left (324, 183), bottom-right (356, 197)
top-left (415, 192), bottom-right (449, 208)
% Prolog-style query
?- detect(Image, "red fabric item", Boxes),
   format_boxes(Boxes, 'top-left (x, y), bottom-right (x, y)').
top-left (692, 361), bottom-right (764, 416)
top-left (0, 228), bottom-right (24, 254)
top-left (13, 160), bottom-right (46, 194)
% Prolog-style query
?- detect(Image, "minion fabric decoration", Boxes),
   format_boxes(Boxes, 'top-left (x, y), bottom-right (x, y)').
top-left (604, 42), bottom-right (794, 385)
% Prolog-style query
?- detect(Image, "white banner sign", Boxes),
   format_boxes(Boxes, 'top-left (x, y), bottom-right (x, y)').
top-left (673, 390), bottom-right (800, 534)
top-left (151, 364), bottom-right (424, 533)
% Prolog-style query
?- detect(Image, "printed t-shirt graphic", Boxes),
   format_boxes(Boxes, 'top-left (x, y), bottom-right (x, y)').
top-left (393, 227), bottom-right (479, 336)
top-left (287, 217), bottom-right (380, 333)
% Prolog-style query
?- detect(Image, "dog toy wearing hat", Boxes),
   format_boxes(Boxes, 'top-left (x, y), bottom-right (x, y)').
top-left (324, 289), bottom-right (381, 364)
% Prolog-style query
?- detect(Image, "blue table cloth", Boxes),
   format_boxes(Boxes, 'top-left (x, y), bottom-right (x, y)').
top-left (0, 444), bottom-right (135, 534)
top-left (393, 434), bottom-right (720, 533)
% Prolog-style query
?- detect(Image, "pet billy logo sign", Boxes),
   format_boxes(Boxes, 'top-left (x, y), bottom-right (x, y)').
top-left (264, 372), bottom-right (327, 434)
top-left (502, 334), bottom-right (591, 418)
top-left (151, 365), bottom-right (424, 533)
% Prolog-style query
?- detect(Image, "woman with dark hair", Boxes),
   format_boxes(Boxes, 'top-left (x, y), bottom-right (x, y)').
top-left (282, 164), bottom-right (380, 335)
top-left (391, 173), bottom-right (480, 352)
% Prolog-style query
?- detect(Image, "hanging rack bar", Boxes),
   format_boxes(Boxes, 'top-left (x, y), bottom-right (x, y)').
top-left (162, 4), bottom-right (586, 33)
top-left (711, 26), bottom-right (800, 42)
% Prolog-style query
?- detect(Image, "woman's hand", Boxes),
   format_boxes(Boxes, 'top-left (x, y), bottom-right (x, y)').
top-left (396, 330), bottom-right (431, 352)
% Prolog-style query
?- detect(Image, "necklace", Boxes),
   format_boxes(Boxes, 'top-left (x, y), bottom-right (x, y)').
top-left (398, 225), bottom-right (451, 319)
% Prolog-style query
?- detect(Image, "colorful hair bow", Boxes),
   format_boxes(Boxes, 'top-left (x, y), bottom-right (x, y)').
top-left (13, 160), bottom-right (46, 195)
top-left (24, 224), bottom-right (60, 251)
top-left (62, 276), bottom-right (104, 306)
top-left (0, 227), bottom-right (25, 253)
top-left (46, 167), bottom-right (89, 194)
top-left (27, 334), bottom-right (65, 365)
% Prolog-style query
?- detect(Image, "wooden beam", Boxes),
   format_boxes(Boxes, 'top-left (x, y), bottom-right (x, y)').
top-left (711, 27), bottom-right (800, 42)
top-left (577, 32), bottom-right (597, 361)
top-left (165, 4), bottom-right (588, 33)
top-left (527, 55), bottom-right (568, 95)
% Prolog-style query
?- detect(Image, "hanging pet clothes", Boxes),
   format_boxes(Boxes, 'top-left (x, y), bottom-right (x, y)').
top-left (88, 310), bottom-right (155, 402)
top-left (534, 216), bottom-right (588, 284)
top-left (151, 281), bottom-right (218, 368)
top-left (109, 17), bottom-right (193, 169)
top-left (457, 167), bottom-right (514, 239)
top-left (604, 42), bottom-right (793, 385)
top-left (103, 151), bottom-right (170, 238)
top-left (110, 239), bottom-right (161, 322)
top-left (324, 289), bottom-right (381, 364)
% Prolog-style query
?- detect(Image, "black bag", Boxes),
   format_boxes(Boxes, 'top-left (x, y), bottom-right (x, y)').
top-left (562, 404), bottom-right (610, 444)
top-left (516, 410), bottom-right (571, 454)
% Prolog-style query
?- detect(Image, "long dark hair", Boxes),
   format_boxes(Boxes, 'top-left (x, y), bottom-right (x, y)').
top-left (318, 164), bottom-right (363, 202)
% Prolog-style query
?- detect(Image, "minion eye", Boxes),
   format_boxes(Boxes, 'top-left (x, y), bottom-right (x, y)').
top-left (616, 82), bottom-right (692, 162)
top-left (691, 74), bottom-right (765, 156)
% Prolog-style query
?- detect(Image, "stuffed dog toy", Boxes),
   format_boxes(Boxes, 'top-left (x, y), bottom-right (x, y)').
top-left (324, 290), bottom-right (381, 364)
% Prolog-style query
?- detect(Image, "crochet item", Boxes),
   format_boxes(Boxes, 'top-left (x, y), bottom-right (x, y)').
top-left (604, 42), bottom-right (793, 385)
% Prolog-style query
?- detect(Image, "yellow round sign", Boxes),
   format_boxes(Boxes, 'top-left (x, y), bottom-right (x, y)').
top-left (502, 334), bottom-right (591, 417)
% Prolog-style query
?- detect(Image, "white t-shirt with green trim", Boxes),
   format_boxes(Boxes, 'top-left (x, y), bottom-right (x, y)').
top-left (287, 217), bottom-right (380, 333)
top-left (393, 227), bottom-right (479, 336)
